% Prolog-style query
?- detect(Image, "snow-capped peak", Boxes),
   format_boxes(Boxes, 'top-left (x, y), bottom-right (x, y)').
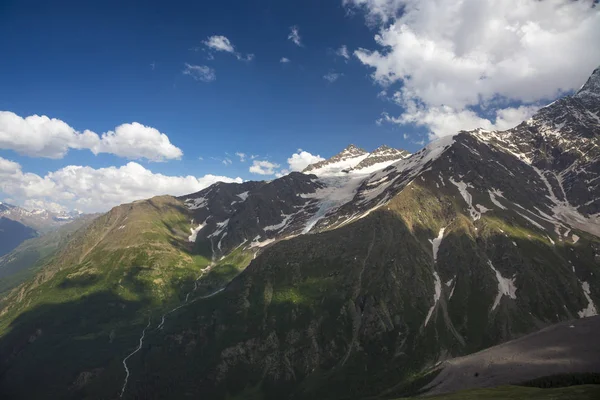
top-left (302, 144), bottom-right (369, 176)
top-left (303, 144), bottom-right (411, 177)
top-left (576, 66), bottom-right (600, 98)
top-left (351, 145), bottom-right (410, 172)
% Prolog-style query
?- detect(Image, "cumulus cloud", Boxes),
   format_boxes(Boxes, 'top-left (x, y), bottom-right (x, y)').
top-left (183, 63), bottom-right (216, 82)
top-left (335, 45), bottom-right (350, 60)
top-left (324, 72), bottom-right (344, 83)
top-left (203, 35), bottom-right (235, 53)
top-left (0, 111), bottom-right (183, 161)
top-left (202, 35), bottom-right (254, 61)
top-left (274, 150), bottom-right (325, 178)
top-left (280, 57), bottom-right (291, 63)
top-left (288, 26), bottom-right (302, 47)
top-left (0, 156), bottom-right (242, 213)
top-left (346, 0), bottom-right (600, 138)
top-left (249, 160), bottom-right (280, 175)
top-left (379, 105), bottom-right (538, 138)
top-left (287, 150), bottom-right (325, 172)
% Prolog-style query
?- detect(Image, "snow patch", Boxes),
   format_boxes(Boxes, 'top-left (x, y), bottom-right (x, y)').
top-left (424, 271), bottom-right (442, 327)
top-left (188, 220), bottom-right (206, 242)
top-left (301, 176), bottom-right (364, 233)
top-left (185, 197), bottom-right (208, 210)
top-left (578, 282), bottom-right (597, 318)
top-left (488, 261), bottom-right (517, 311)
top-left (217, 231), bottom-right (227, 251)
top-left (237, 191), bottom-right (249, 201)
top-left (488, 189), bottom-right (507, 210)
top-left (249, 235), bottom-right (277, 248)
top-left (264, 213), bottom-right (293, 232)
top-left (429, 227), bottom-right (446, 262)
top-left (449, 178), bottom-right (482, 220)
top-left (208, 219), bottom-right (229, 238)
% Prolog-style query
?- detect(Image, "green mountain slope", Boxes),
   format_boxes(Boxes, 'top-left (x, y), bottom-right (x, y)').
top-left (0, 195), bottom-right (256, 399)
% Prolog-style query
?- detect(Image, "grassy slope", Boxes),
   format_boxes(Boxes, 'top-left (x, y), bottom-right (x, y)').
top-left (0, 196), bottom-right (255, 400)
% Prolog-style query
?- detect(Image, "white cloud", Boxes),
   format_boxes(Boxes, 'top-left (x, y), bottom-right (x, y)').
top-left (0, 156), bottom-right (242, 213)
top-left (336, 45), bottom-right (350, 60)
top-left (344, 0), bottom-right (405, 24)
top-left (249, 160), bottom-right (280, 175)
top-left (0, 111), bottom-right (183, 161)
top-left (280, 57), bottom-right (291, 63)
top-left (222, 158), bottom-right (232, 165)
top-left (183, 63), bottom-right (216, 82)
top-left (324, 71), bottom-right (344, 83)
top-left (23, 199), bottom-right (68, 213)
top-left (202, 35), bottom-right (254, 61)
top-left (203, 35), bottom-right (235, 53)
top-left (288, 26), bottom-right (303, 47)
top-left (379, 104), bottom-right (538, 138)
top-left (347, 0), bottom-right (600, 138)
top-left (235, 152), bottom-right (246, 162)
top-left (287, 150), bottom-right (325, 172)
top-left (275, 169), bottom-right (290, 178)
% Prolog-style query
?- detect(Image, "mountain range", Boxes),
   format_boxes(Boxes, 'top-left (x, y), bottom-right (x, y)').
top-left (0, 67), bottom-right (599, 399)
top-left (0, 202), bottom-right (86, 258)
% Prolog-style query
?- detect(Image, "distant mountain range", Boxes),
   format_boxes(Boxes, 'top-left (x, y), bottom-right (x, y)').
top-left (0, 67), bottom-right (599, 399)
top-left (0, 202), bottom-right (85, 258)
top-left (0, 202), bottom-right (84, 233)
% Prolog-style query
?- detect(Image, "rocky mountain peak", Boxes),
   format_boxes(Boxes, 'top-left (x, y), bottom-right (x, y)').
top-left (302, 143), bottom-right (411, 176)
top-left (576, 66), bottom-right (600, 98)
top-left (352, 144), bottom-right (411, 171)
top-left (302, 144), bottom-right (369, 174)
top-left (340, 144), bottom-right (368, 157)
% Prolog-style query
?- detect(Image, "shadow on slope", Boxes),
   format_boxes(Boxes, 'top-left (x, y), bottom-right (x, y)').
top-left (422, 316), bottom-right (600, 397)
top-left (0, 290), bottom-right (149, 400)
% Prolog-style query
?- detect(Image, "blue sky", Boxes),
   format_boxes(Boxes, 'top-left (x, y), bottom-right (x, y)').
top-left (0, 0), bottom-right (415, 179)
top-left (0, 0), bottom-right (598, 212)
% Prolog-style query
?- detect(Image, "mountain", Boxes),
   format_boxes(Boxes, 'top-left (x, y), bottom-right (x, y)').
top-left (0, 68), bottom-right (599, 399)
top-left (302, 144), bottom-right (369, 175)
top-left (352, 144), bottom-right (411, 171)
top-left (0, 202), bottom-right (84, 234)
top-left (302, 144), bottom-right (410, 176)
top-left (0, 202), bottom-right (87, 260)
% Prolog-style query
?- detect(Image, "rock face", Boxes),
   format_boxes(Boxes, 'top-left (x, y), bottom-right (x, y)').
top-left (0, 67), bottom-right (599, 400)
